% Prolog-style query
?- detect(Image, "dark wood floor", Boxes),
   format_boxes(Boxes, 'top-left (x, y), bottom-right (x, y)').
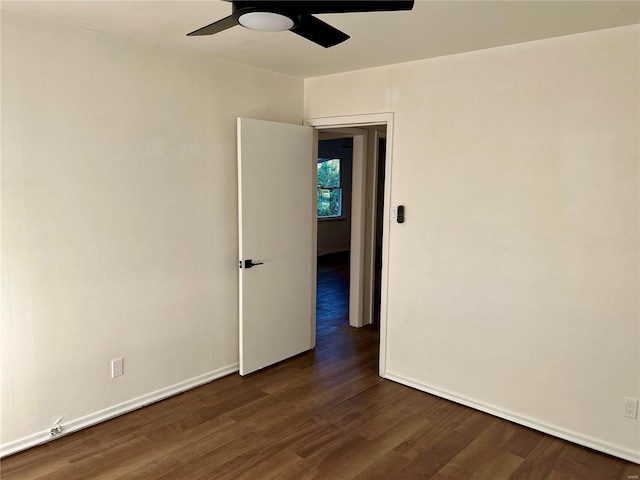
top-left (316, 251), bottom-right (353, 335)
top-left (2, 252), bottom-right (638, 479)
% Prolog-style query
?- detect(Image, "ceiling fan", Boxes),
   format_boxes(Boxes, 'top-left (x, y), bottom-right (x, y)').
top-left (187, 0), bottom-right (415, 48)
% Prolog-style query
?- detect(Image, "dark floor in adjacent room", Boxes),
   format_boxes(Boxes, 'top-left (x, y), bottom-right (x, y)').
top-left (316, 251), bottom-right (352, 334)
top-left (1, 252), bottom-right (637, 479)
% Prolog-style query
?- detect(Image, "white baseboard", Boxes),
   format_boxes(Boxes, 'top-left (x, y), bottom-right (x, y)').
top-left (0, 363), bottom-right (239, 458)
top-left (384, 371), bottom-right (640, 465)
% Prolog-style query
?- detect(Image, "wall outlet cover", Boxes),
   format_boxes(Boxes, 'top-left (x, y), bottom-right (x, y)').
top-left (623, 397), bottom-right (638, 419)
top-left (111, 357), bottom-right (124, 378)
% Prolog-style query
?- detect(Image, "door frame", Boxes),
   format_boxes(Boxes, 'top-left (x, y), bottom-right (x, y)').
top-left (305, 113), bottom-right (394, 377)
top-left (362, 128), bottom-right (387, 327)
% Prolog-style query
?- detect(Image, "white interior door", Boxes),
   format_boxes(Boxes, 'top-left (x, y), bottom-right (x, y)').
top-left (238, 118), bottom-right (315, 375)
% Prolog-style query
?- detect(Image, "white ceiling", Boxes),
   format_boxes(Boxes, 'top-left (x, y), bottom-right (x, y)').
top-left (2, 0), bottom-right (639, 78)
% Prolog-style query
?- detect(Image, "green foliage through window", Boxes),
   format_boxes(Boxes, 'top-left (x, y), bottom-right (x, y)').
top-left (317, 158), bottom-right (342, 218)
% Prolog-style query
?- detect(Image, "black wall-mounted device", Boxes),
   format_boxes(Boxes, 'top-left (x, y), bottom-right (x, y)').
top-left (397, 205), bottom-right (405, 224)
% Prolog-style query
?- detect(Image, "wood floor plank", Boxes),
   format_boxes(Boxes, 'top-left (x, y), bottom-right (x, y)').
top-left (394, 429), bottom-right (476, 479)
top-left (200, 440), bottom-right (301, 480)
top-left (234, 449), bottom-right (303, 480)
top-left (543, 471), bottom-right (574, 480)
top-left (436, 418), bottom-right (522, 478)
top-left (0, 456), bottom-right (70, 480)
top-left (311, 382), bottom-right (398, 429)
top-left (550, 441), bottom-right (631, 480)
top-left (392, 405), bottom-right (476, 461)
top-left (502, 425), bottom-right (546, 459)
top-left (453, 410), bottom-right (497, 438)
top-left (349, 451), bottom-right (412, 480)
top-left (297, 431), bottom-right (371, 479)
top-left (506, 435), bottom-right (567, 480)
top-left (113, 456), bottom-right (183, 480)
top-left (470, 450), bottom-right (524, 480)
top-left (303, 414), bottom-right (432, 479)
top-left (102, 416), bottom-right (240, 479)
top-left (278, 421), bottom-right (349, 459)
top-left (165, 420), bottom-right (257, 466)
top-left (37, 436), bottom-right (156, 480)
top-left (271, 461), bottom-right (343, 480)
top-left (1, 253), bottom-right (636, 479)
top-left (353, 407), bottom-right (418, 441)
top-left (155, 429), bottom-right (272, 480)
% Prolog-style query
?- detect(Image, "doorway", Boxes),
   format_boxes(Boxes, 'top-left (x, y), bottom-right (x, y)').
top-left (314, 125), bottom-right (388, 342)
top-left (307, 112), bottom-right (394, 376)
top-left (316, 135), bottom-right (353, 337)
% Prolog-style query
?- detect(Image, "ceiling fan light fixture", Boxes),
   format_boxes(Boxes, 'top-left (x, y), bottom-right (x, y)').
top-left (187, 1), bottom-right (414, 47)
top-left (238, 11), bottom-right (295, 31)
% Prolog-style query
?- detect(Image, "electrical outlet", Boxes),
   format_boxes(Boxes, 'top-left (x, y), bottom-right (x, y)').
top-left (623, 397), bottom-right (638, 419)
top-left (111, 357), bottom-right (124, 378)
top-left (50, 415), bottom-right (64, 436)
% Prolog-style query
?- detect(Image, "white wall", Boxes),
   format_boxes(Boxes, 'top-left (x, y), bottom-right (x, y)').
top-left (306, 25), bottom-right (640, 461)
top-left (1, 11), bottom-right (303, 451)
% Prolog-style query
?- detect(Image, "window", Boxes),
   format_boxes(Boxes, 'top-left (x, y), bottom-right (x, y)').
top-left (317, 158), bottom-right (342, 218)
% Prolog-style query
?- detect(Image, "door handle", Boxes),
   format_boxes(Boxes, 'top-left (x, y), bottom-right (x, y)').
top-left (240, 259), bottom-right (264, 269)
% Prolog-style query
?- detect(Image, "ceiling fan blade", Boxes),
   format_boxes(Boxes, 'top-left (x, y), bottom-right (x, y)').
top-left (187, 15), bottom-right (239, 36)
top-left (303, 0), bottom-right (414, 14)
top-left (291, 15), bottom-right (349, 48)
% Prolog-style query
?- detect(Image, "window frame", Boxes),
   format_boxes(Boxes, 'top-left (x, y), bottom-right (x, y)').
top-left (316, 156), bottom-right (344, 220)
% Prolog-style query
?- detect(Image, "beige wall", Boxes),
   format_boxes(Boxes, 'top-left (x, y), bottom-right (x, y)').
top-left (1, 11), bottom-right (303, 449)
top-left (306, 25), bottom-right (640, 460)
